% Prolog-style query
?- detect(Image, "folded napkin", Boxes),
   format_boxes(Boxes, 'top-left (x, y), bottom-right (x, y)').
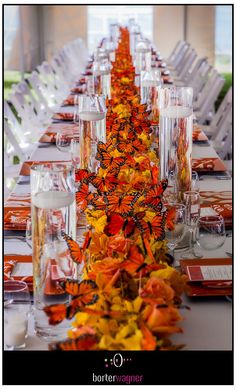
top-left (63, 95), bottom-right (77, 106)
top-left (192, 158), bottom-right (215, 170)
top-left (4, 209), bottom-right (30, 230)
top-left (52, 112), bottom-right (74, 121)
top-left (4, 260), bottom-right (17, 280)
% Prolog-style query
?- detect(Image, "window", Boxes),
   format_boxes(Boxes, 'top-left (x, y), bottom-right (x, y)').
top-left (215, 5), bottom-right (232, 72)
top-left (4, 5), bottom-right (20, 69)
top-left (88, 5), bottom-right (153, 53)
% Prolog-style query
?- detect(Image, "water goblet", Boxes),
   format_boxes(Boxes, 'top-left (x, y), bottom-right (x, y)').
top-left (164, 202), bottom-right (186, 267)
top-left (182, 191), bottom-right (202, 258)
top-left (196, 215), bottom-right (226, 251)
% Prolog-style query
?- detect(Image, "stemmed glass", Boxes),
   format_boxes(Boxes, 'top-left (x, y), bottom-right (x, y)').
top-left (25, 218), bottom-right (32, 248)
top-left (191, 171), bottom-right (200, 192)
top-left (182, 191), bottom-right (202, 258)
top-left (196, 215), bottom-right (226, 251)
top-left (55, 131), bottom-right (75, 153)
top-left (164, 202), bottom-right (186, 267)
top-left (4, 280), bottom-right (31, 350)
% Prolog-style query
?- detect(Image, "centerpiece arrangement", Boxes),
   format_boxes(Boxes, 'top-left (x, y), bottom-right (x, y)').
top-left (43, 27), bottom-right (188, 351)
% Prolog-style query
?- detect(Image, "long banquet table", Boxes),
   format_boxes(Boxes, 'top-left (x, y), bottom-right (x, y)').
top-left (4, 135), bottom-right (232, 351)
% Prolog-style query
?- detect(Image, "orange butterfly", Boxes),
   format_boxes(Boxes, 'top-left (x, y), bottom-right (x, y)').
top-left (49, 333), bottom-right (98, 350)
top-left (62, 231), bottom-right (91, 264)
top-left (97, 140), bottom-right (114, 154)
top-left (89, 174), bottom-right (118, 194)
top-left (105, 192), bottom-right (140, 216)
top-left (151, 165), bottom-right (159, 185)
top-left (76, 183), bottom-right (94, 210)
top-left (141, 179), bottom-right (168, 211)
top-left (89, 194), bottom-right (107, 211)
top-left (148, 214), bottom-right (165, 240)
top-left (61, 279), bottom-right (98, 302)
top-left (117, 138), bottom-right (146, 155)
top-left (104, 211), bottom-right (147, 237)
top-left (121, 245), bottom-right (145, 274)
top-left (165, 206), bottom-right (176, 231)
top-left (96, 150), bottom-right (126, 172)
top-left (75, 169), bottom-right (95, 183)
top-left (44, 281), bottom-right (98, 325)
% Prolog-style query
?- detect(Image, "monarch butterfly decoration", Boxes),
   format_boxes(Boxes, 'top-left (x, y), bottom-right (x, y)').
top-left (140, 179), bottom-right (168, 211)
top-left (89, 174), bottom-right (119, 194)
top-left (62, 230), bottom-right (92, 264)
top-left (76, 182), bottom-right (94, 210)
top-left (104, 211), bottom-right (149, 238)
top-left (75, 169), bottom-right (95, 183)
top-left (96, 149), bottom-right (126, 172)
top-left (49, 333), bottom-right (99, 351)
top-left (104, 192), bottom-right (141, 216)
top-left (44, 279), bottom-right (99, 325)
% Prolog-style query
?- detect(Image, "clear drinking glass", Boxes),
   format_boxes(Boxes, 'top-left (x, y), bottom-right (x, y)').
top-left (4, 280), bottom-right (31, 350)
top-left (31, 163), bottom-right (77, 341)
top-left (196, 215), bottom-right (226, 250)
top-left (191, 171), bottom-right (200, 192)
top-left (56, 129), bottom-right (79, 154)
top-left (25, 218), bottom-right (32, 248)
top-left (182, 191), bottom-right (202, 258)
top-left (164, 203), bottom-right (186, 267)
top-left (159, 87), bottom-right (193, 201)
top-left (74, 94), bottom-right (106, 172)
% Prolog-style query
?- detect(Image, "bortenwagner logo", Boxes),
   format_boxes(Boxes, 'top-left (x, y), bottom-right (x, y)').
top-left (92, 353), bottom-right (144, 384)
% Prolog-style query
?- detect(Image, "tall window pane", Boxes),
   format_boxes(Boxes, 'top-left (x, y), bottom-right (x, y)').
top-left (215, 5), bottom-right (232, 72)
top-left (88, 5), bottom-right (153, 53)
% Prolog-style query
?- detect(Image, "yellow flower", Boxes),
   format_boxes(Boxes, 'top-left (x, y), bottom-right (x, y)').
top-left (151, 266), bottom-right (188, 296)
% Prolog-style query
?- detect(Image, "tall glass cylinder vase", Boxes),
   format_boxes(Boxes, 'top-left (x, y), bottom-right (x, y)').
top-left (93, 59), bottom-right (111, 99)
top-left (140, 68), bottom-right (162, 124)
top-left (75, 94), bottom-right (107, 172)
top-left (159, 87), bottom-right (193, 201)
top-left (31, 163), bottom-right (76, 341)
top-left (135, 39), bottom-right (152, 74)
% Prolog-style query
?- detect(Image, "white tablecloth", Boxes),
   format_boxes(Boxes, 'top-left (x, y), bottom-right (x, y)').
top-left (4, 139), bottom-right (232, 351)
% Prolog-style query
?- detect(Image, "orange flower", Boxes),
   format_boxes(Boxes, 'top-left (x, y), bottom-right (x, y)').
top-left (143, 304), bottom-right (183, 334)
top-left (140, 277), bottom-right (175, 304)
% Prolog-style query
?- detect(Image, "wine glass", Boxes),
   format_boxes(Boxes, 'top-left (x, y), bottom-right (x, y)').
top-left (4, 280), bottom-right (31, 350)
top-left (164, 202), bottom-right (186, 267)
top-left (182, 191), bottom-right (202, 258)
top-left (25, 218), bottom-right (32, 248)
top-left (56, 132), bottom-right (73, 153)
top-left (196, 215), bottom-right (226, 250)
top-left (191, 170), bottom-right (200, 192)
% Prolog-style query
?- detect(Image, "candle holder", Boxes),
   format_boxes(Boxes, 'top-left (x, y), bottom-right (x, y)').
top-left (31, 163), bottom-right (77, 341)
top-left (4, 280), bottom-right (31, 350)
top-left (159, 87), bottom-right (193, 201)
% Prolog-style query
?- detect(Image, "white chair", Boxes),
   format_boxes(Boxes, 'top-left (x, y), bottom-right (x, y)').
top-left (202, 87), bottom-right (232, 138)
top-left (174, 48), bottom-right (197, 82)
top-left (172, 44), bottom-right (191, 75)
top-left (26, 71), bottom-right (56, 113)
top-left (167, 41), bottom-right (187, 69)
top-left (4, 118), bottom-right (26, 161)
top-left (12, 80), bottom-right (51, 125)
top-left (194, 71), bottom-right (225, 124)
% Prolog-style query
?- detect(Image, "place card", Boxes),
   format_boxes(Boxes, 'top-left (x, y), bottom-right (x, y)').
top-left (187, 265), bottom-right (232, 282)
